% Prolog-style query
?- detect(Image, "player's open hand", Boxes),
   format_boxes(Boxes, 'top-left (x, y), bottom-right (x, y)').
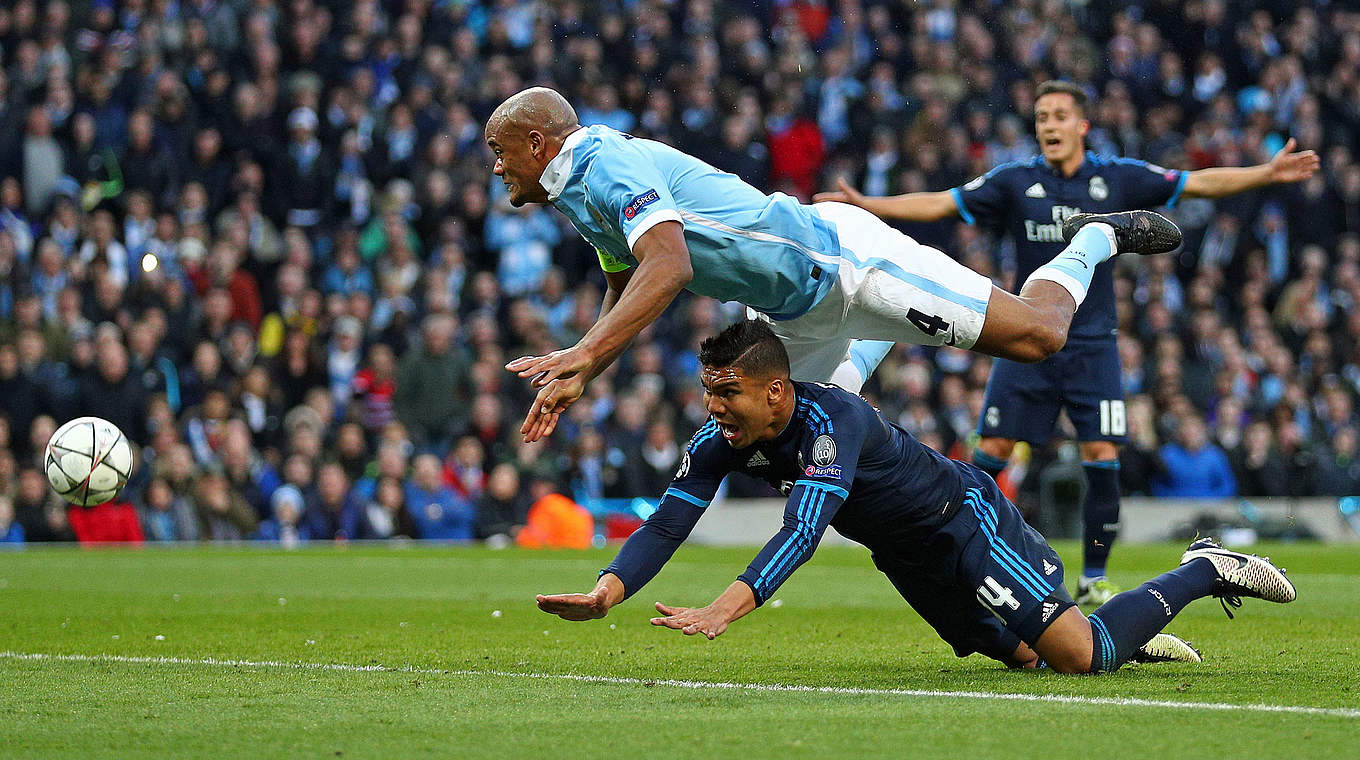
top-left (517, 373), bottom-right (586, 442)
top-left (1268, 138), bottom-right (1320, 184)
top-left (507, 347), bottom-right (593, 441)
top-left (506, 346), bottom-right (593, 388)
top-left (537, 591), bottom-right (610, 621)
top-left (650, 602), bottom-right (731, 640)
top-left (812, 177), bottom-right (864, 205)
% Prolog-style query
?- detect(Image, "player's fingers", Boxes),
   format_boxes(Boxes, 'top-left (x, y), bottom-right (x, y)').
top-left (654, 602), bottom-right (681, 615)
top-left (540, 413), bottom-right (560, 438)
top-left (1281, 137), bottom-right (1297, 154)
top-left (506, 355), bottom-right (542, 371)
top-left (837, 176), bottom-right (856, 194)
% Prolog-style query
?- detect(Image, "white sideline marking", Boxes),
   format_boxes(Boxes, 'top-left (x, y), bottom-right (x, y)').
top-left (3, 650), bottom-right (1357, 720)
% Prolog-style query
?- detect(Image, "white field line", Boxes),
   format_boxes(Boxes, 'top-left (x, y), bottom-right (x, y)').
top-left (3, 650), bottom-right (1357, 720)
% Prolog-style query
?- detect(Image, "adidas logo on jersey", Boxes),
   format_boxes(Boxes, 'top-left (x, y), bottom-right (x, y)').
top-left (1042, 559), bottom-right (1058, 576)
top-left (1041, 601), bottom-right (1059, 622)
top-left (746, 451), bottom-right (770, 468)
top-left (1025, 182), bottom-right (1046, 198)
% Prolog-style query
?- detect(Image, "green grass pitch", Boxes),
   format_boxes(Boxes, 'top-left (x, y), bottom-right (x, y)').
top-left (1, 541), bottom-right (1356, 758)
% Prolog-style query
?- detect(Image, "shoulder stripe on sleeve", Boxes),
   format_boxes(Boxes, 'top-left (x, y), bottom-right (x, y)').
top-left (689, 420), bottom-right (721, 449)
top-left (793, 479), bottom-right (849, 499)
top-left (663, 487), bottom-right (710, 508)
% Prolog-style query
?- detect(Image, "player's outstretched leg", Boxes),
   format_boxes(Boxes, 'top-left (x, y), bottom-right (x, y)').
top-left (1035, 538), bottom-right (1293, 673)
top-left (1060, 210), bottom-right (1183, 256)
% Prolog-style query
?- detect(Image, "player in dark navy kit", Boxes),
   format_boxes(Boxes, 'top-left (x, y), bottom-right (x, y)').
top-left (817, 80), bottom-right (1319, 605)
top-left (536, 320), bottom-right (1296, 672)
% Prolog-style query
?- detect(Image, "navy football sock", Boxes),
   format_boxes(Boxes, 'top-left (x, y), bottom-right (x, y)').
top-left (1086, 559), bottom-right (1218, 672)
top-left (1081, 460), bottom-right (1121, 579)
top-left (972, 449), bottom-right (1008, 481)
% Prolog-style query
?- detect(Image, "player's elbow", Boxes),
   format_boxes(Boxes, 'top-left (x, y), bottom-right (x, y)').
top-left (1010, 322), bottom-right (1068, 363)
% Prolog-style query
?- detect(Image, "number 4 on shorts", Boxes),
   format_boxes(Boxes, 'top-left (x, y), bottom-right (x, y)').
top-left (907, 308), bottom-right (950, 337)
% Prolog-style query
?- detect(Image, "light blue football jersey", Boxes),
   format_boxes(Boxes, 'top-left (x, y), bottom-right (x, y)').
top-left (540, 125), bottom-right (839, 320)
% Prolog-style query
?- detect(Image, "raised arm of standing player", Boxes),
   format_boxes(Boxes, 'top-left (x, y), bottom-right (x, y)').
top-left (813, 177), bottom-right (960, 221)
top-left (1180, 138), bottom-right (1319, 198)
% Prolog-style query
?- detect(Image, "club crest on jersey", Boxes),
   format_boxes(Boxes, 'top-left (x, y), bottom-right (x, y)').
top-left (1024, 182), bottom-right (1046, 198)
top-left (1088, 176), bottom-right (1108, 201)
top-left (676, 453), bottom-right (690, 479)
top-left (623, 189), bottom-right (660, 220)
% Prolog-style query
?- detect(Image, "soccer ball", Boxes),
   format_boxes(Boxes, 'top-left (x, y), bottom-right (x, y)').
top-left (45, 417), bottom-right (134, 506)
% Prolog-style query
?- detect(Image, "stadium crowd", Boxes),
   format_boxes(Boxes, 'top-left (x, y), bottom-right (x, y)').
top-left (1, 0), bottom-right (1359, 545)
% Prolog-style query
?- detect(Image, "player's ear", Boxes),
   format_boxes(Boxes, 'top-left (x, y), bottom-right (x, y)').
top-left (528, 129), bottom-right (544, 157)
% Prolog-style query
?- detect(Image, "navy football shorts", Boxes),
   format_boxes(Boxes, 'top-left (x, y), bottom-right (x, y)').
top-left (976, 334), bottom-right (1128, 445)
top-left (872, 466), bottom-right (1076, 659)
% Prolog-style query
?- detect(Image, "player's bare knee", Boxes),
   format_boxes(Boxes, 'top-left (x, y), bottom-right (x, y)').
top-left (1045, 648), bottom-right (1095, 674)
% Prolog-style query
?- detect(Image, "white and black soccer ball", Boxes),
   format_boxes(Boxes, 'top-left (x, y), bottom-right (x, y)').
top-left (44, 417), bottom-right (134, 507)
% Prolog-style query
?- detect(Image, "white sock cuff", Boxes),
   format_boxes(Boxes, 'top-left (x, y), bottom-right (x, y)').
top-left (1025, 267), bottom-right (1089, 306)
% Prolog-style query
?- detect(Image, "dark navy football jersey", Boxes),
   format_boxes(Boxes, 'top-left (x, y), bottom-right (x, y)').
top-left (603, 381), bottom-right (967, 605)
top-left (950, 153), bottom-right (1186, 338)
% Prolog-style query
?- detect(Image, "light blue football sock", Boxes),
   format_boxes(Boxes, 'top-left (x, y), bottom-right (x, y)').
top-left (1023, 223), bottom-right (1116, 307)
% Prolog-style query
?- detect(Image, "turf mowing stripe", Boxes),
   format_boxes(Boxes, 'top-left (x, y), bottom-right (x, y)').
top-left (3, 650), bottom-right (1357, 720)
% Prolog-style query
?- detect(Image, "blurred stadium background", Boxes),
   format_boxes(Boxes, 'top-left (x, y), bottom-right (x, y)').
top-left (1, 0), bottom-right (1359, 548)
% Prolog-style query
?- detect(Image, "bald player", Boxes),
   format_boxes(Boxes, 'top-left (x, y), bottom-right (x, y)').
top-left (487, 87), bottom-right (1182, 442)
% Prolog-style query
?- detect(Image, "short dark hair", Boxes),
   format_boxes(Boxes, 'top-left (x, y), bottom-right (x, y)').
top-left (1035, 80), bottom-right (1089, 115)
top-left (698, 319), bottom-right (790, 378)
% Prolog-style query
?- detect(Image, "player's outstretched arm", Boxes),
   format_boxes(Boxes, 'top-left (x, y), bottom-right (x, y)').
top-left (537, 573), bottom-right (627, 621)
top-left (650, 581), bottom-right (758, 640)
top-left (813, 177), bottom-right (960, 222)
top-left (507, 222), bottom-right (691, 442)
top-left (1182, 138), bottom-right (1320, 199)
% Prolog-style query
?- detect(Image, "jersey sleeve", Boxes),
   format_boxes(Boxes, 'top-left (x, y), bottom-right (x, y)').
top-left (950, 164), bottom-right (1016, 226)
top-left (1110, 158), bottom-right (1189, 209)
top-left (734, 398), bottom-right (868, 605)
top-left (601, 422), bottom-right (729, 598)
top-left (584, 148), bottom-right (684, 251)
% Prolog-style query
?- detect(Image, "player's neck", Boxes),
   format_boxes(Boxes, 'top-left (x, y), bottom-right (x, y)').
top-left (1048, 150), bottom-right (1086, 178)
top-left (762, 391), bottom-right (797, 443)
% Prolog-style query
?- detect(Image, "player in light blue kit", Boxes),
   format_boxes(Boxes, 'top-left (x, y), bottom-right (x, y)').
top-left (486, 88), bottom-right (1180, 442)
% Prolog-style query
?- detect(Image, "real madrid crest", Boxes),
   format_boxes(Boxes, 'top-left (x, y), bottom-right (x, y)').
top-left (1088, 175), bottom-right (1108, 201)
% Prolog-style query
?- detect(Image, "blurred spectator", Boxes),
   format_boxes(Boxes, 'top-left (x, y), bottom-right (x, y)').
top-left (361, 476), bottom-right (416, 540)
top-left (475, 463), bottom-right (530, 543)
top-left (404, 453), bottom-right (474, 540)
top-left (1152, 414), bottom-right (1237, 498)
top-left (395, 313), bottom-right (472, 452)
top-left (67, 498), bottom-right (145, 544)
top-left (137, 476), bottom-right (200, 542)
top-left (0, 494), bottom-right (24, 543)
top-left (193, 469), bottom-right (258, 542)
top-left (255, 484), bottom-right (305, 547)
top-left (301, 461), bottom-right (364, 541)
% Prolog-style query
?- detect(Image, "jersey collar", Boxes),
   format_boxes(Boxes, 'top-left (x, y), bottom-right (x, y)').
top-left (540, 127), bottom-right (588, 201)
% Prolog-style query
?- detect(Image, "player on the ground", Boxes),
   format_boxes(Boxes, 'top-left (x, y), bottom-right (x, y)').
top-left (815, 80), bottom-right (1319, 605)
top-left (536, 319), bottom-right (1295, 672)
top-left (485, 87), bottom-right (1182, 443)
